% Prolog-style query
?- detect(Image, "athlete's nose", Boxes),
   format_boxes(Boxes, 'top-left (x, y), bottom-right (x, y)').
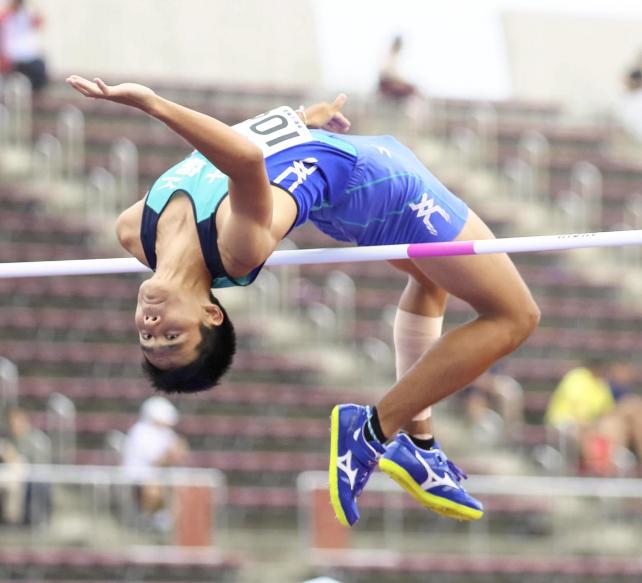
top-left (144, 314), bottom-right (160, 325)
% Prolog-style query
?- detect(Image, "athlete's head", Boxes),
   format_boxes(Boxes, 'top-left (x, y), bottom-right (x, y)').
top-left (136, 279), bottom-right (236, 393)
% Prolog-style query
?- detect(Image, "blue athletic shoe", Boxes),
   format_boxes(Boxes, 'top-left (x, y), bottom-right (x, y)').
top-left (329, 404), bottom-right (386, 527)
top-left (379, 433), bottom-right (483, 521)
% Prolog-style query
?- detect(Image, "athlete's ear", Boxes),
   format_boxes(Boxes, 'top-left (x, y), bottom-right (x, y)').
top-left (204, 303), bottom-right (224, 326)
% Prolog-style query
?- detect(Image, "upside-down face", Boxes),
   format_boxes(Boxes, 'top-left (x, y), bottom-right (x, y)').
top-left (135, 279), bottom-right (222, 369)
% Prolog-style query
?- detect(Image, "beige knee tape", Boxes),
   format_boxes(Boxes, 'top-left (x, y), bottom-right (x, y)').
top-left (394, 308), bottom-right (443, 422)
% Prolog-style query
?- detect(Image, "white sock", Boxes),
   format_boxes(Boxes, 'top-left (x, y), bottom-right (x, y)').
top-left (393, 308), bottom-right (444, 427)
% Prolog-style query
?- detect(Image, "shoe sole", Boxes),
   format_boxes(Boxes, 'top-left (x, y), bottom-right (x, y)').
top-left (379, 458), bottom-right (484, 521)
top-left (328, 405), bottom-right (351, 527)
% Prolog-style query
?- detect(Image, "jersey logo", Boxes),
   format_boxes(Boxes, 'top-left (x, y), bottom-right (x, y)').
top-left (176, 157), bottom-right (207, 177)
top-left (159, 176), bottom-right (182, 190)
top-left (205, 169), bottom-right (226, 183)
top-left (376, 146), bottom-right (392, 158)
top-left (273, 157), bottom-right (318, 193)
top-left (408, 193), bottom-right (451, 236)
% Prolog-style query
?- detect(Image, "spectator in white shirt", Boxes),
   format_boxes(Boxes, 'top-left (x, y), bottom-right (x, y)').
top-left (0, 0), bottom-right (48, 91)
top-left (122, 396), bottom-right (189, 516)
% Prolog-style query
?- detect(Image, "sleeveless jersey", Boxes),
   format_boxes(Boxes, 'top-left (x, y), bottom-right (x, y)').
top-left (141, 107), bottom-right (468, 288)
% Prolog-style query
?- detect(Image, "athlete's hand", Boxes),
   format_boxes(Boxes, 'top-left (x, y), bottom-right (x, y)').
top-left (66, 75), bottom-right (157, 113)
top-left (302, 94), bottom-right (351, 133)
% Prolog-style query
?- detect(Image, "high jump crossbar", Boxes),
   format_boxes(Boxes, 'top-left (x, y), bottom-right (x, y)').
top-left (1, 229), bottom-right (641, 279)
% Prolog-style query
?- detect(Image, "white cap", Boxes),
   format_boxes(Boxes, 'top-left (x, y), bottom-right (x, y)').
top-left (141, 396), bottom-right (179, 426)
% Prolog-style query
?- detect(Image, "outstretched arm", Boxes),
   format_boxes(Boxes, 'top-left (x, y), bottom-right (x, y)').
top-left (67, 75), bottom-right (275, 269)
top-left (66, 75), bottom-right (269, 205)
top-left (67, 76), bottom-right (351, 270)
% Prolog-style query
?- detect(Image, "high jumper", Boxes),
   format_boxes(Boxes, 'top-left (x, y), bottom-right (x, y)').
top-left (58, 73), bottom-right (542, 527)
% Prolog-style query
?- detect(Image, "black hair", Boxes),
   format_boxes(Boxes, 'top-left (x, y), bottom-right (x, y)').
top-left (582, 356), bottom-right (610, 373)
top-left (141, 292), bottom-right (236, 393)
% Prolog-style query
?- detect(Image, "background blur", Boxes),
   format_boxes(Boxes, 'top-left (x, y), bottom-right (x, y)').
top-left (1, 1), bottom-right (642, 582)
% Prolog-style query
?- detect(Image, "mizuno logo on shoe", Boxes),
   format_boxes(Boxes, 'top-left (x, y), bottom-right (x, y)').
top-left (337, 450), bottom-right (358, 489)
top-left (414, 450), bottom-right (459, 491)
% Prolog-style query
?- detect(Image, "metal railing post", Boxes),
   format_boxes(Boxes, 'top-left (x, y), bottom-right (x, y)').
top-left (519, 130), bottom-right (551, 206)
top-left (56, 104), bottom-right (85, 181)
top-left (571, 161), bottom-right (603, 230)
top-left (46, 393), bottom-right (76, 464)
top-left (33, 133), bottom-right (63, 187)
top-left (3, 73), bottom-right (32, 148)
top-left (472, 102), bottom-right (498, 170)
top-left (86, 167), bottom-right (118, 224)
top-left (503, 157), bottom-right (535, 204)
top-left (324, 270), bottom-right (356, 344)
top-left (0, 357), bottom-right (19, 413)
top-left (109, 137), bottom-right (139, 207)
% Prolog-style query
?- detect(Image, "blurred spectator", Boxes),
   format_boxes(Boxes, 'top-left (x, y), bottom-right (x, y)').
top-left (602, 360), bottom-right (642, 468)
top-left (463, 369), bottom-right (523, 442)
top-left (7, 406), bottom-right (49, 463)
top-left (607, 359), bottom-right (638, 401)
top-left (546, 358), bottom-right (613, 429)
top-left (378, 35), bottom-right (418, 101)
top-left (546, 358), bottom-right (642, 475)
top-left (616, 56), bottom-right (642, 142)
top-left (0, 0), bottom-right (48, 92)
top-left (121, 397), bottom-right (189, 528)
top-left (0, 407), bottom-right (50, 524)
top-left (0, 434), bottom-right (27, 524)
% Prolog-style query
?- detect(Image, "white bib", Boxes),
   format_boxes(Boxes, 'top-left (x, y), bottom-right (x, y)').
top-left (232, 106), bottom-right (313, 158)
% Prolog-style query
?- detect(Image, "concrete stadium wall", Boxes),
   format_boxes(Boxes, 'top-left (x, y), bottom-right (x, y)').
top-left (33, 0), bottom-right (321, 88)
top-left (503, 11), bottom-right (642, 111)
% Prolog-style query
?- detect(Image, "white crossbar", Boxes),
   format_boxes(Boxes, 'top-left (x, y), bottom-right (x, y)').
top-left (0, 229), bottom-right (641, 278)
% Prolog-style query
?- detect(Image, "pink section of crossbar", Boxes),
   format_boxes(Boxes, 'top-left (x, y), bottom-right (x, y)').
top-left (407, 241), bottom-right (476, 258)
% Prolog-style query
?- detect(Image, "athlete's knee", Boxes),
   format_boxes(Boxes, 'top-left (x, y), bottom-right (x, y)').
top-left (488, 298), bottom-right (539, 354)
top-left (503, 298), bottom-right (540, 350)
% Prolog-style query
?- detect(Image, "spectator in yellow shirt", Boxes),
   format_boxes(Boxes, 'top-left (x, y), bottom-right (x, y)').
top-left (547, 358), bottom-right (642, 475)
top-left (546, 358), bottom-right (614, 428)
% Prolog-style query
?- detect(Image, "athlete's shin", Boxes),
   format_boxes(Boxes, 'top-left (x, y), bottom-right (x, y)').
top-left (394, 308), bottom-right (443, 435)
top-left (378, 314), bottom-right (534, 438)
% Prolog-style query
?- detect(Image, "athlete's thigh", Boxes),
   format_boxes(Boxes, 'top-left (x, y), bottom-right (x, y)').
top-left (388, 259), bottom-right (449, 313)
top-left (388, 259), bottom-right (442, 291)
top-left (410, 210), bottom-right (535, 316)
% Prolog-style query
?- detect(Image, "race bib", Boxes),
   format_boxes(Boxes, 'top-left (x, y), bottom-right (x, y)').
top-left (232, 106), bottom-right (313, 158)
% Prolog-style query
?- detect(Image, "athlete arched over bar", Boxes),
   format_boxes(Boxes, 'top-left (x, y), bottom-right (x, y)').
top-left (66, 75), bottom-right (540, 526)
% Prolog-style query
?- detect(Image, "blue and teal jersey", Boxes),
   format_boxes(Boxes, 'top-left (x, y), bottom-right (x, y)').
top-left (141, 109), bottom-right (468, 288)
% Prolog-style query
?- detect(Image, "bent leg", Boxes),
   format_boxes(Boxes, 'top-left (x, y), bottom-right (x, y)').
top-left (377, 210), bottom-right (540, 437)
top-left (388, 261), bottom-right (449, 437)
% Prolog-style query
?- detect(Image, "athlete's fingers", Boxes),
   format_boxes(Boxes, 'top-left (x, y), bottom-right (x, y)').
top-left (330, 93), bottom-right (348, 113)
top-left (330, 111), bottom-right (351, 132)
top-left (94, 78), bottom-right (111, 96)
top-left (67, 79), bottom-right (94, 97)
top-left (66, 76), bottom-right (97, 98)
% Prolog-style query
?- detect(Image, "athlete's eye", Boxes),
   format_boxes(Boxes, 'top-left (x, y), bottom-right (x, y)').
top-left (140, 333), bottom-right (152, 341)
top-left (165, 333), bottom-right (179, 341)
